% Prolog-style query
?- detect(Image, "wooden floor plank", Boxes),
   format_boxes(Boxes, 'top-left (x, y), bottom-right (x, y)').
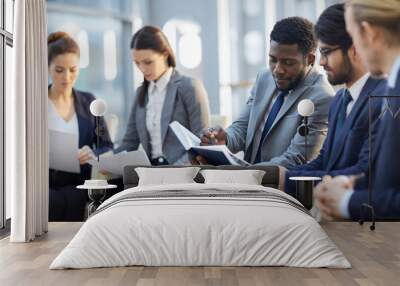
top-left (0, 222), bottom-right (399, 286)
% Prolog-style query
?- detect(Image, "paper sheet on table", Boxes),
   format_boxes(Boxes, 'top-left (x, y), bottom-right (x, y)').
top-left (49, 130), bottom-right (80, 173)
top-left (89, 150), bottom-right (151, 175)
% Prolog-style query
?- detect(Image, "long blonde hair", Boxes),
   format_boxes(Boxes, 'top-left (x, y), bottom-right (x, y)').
top-left (346, 0), bottom-right (400, 44)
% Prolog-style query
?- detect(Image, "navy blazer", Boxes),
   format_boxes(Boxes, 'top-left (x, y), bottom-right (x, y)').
top-left (50, 88), bottom-right (113, 180)
top-left (285, 77), bottom-right (386, 195)
top-left (349, 69), bottom-right (400, 219)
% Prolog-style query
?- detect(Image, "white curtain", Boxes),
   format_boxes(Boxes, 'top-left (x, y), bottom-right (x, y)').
top-left (7, 0), bottom-right (48, 242)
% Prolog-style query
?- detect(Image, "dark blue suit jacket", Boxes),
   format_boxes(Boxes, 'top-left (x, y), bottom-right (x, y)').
top-left (285, 77), bottom-right (386, 196)
top-left (349, 69), bottom-right (400, 219)
top-left (52, 88), bottom-right (113, 180)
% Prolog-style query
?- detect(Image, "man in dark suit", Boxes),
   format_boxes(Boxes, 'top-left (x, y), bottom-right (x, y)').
top-left (314, 1), bottom-right (400, 220)
top-left (283, 4), bottom-right (386, 197)
top-left (315, 71), bottom-right (400, 220)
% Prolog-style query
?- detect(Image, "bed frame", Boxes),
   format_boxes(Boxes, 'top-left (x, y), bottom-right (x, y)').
top-left (123, 165), bottom-right (280, 189)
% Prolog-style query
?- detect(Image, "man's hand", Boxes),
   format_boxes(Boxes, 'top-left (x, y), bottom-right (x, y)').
top-left (190, 155), bottom-right (210, 165)
top-left (314, 175), bottom-right (355, 220)
top-left (77, 145), bottom-right (95, 165)
top-left (200, 126), bottom-right (227, 145)
top-left (192, 126), bottom-right (228, 165)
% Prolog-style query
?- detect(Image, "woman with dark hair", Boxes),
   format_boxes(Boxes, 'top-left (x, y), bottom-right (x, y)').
top-left (116, 25), bottom-right (210, 165)
top-left (48, 31), bottom-right (113, 221)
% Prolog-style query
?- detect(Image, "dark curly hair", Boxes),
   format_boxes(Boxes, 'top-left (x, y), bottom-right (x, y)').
top-left (270, 16), bottom-right (316, 55)
top-left (315, 4), bottom-right (353, 51)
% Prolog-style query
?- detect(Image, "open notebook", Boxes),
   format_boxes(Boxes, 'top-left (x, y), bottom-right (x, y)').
top-left (170, 121), bottom-right (250, 166)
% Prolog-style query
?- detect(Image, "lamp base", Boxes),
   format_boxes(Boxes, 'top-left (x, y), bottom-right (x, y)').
top-left (289, 176), bottom-right (321, 210)
top-left (77, 180), bottom-right (117, 220)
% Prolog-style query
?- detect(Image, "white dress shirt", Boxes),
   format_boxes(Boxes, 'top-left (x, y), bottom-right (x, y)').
top-left (48, 100), bottom-right (79, 148)
top-left (48, 100), bottom-right (80, 170)
top-left (346, 73), bottom-right (369, 116)
top-left (146, 67), bottom-right (174, 159)
top-left (388, 56), bottom-right (400, 88)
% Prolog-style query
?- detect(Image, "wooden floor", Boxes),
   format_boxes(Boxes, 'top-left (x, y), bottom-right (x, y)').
top-left (0, 222), bottom-right (399, 286)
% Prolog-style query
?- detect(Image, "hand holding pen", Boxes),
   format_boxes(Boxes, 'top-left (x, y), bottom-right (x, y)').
top-left (200, 126), bottom-right (227, 145)
top-left (191, 126), bottom-right (227, 165)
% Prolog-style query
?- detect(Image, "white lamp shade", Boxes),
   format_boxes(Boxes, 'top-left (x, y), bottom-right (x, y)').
top-left (297, 99), bottom-right (314, 117)
top-left (90, 99), bottom-right (107, 116)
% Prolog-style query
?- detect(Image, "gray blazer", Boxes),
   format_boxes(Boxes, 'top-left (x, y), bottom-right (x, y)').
top-left (117, 70), bottom-right (210, 164)
top-left (226, 67), bottom-right (334, 168)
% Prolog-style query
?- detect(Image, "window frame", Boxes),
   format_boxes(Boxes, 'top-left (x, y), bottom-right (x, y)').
top-left (0, 0), bottom-right (13, 233)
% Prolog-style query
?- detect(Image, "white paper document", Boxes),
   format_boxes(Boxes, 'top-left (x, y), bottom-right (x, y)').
top-left (49, 130), bottom-right (80, 173)
top-left (89, 150), bottom-right (151, 175)
top-left (169, 121), bottom-right (250, 166)
top-left (169, 121), bottom-right (201, 150)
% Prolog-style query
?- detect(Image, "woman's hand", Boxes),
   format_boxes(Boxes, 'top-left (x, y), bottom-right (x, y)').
top-left (77, 145), bottom-right (95, 165)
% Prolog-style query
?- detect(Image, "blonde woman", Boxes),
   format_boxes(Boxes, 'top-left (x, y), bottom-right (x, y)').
top-left (315, 0), bottom-right (400, 220)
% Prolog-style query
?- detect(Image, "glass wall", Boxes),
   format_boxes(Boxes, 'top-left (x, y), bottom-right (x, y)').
top-left (47, 0), bottom-right (135, 144)
top-left (5, 0), bottom-right (12, 32)
top-left (221, 0), bottom-right (342, 121)
top-left (46, 0), bottom-right (342, 131)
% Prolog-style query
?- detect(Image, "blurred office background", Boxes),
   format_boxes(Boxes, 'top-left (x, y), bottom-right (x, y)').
top-left (46, 0), bottom-right (341, 144)
top-left (1, 0), bottom-right (342, 223)
top-left (47, 0), bottom-right (340, 144)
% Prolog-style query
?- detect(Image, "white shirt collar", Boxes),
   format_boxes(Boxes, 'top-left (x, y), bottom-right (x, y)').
top-left (388, 56), bottom-right (400, 88)
top-left (347, 72), bottom-right (370, 102)
top-left (149, 67), bottom-right (174, 95)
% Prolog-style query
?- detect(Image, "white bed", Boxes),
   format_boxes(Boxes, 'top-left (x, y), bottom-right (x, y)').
top-left (50, 183), bottom-right (350, 269)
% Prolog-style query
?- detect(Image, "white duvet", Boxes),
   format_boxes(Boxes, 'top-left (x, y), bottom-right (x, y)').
top-left (50, 183), bottom-right (351, 269)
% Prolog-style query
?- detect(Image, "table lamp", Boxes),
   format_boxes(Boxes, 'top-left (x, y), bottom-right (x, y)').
top-left (288, 176), bottom-right (321, 210)
top-left (297, 99), bottom-right (314, 162)
top-left (77, 99), bottom-right (116, 219)
top-left (89, 99), bottom-right (107, 162)
top-left (290, 99), bottom-right (321, 210)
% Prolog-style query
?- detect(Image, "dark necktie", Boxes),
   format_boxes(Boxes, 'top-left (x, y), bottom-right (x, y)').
top-left (336, 89), bottom-right (353, 131)
top-left (254, 90), bottom-right (289, 163)
top-left (331, 89), bottom-right (352, 151)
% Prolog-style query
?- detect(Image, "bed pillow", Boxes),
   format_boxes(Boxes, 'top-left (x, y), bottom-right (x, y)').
top-left (135, 167), bottom-right (201, 186)
top-left (200, 169), bottom-right (266, 185)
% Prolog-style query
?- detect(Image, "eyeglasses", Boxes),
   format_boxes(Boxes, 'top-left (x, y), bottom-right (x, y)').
top-left (319, 46), bottom-right (342, 59)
